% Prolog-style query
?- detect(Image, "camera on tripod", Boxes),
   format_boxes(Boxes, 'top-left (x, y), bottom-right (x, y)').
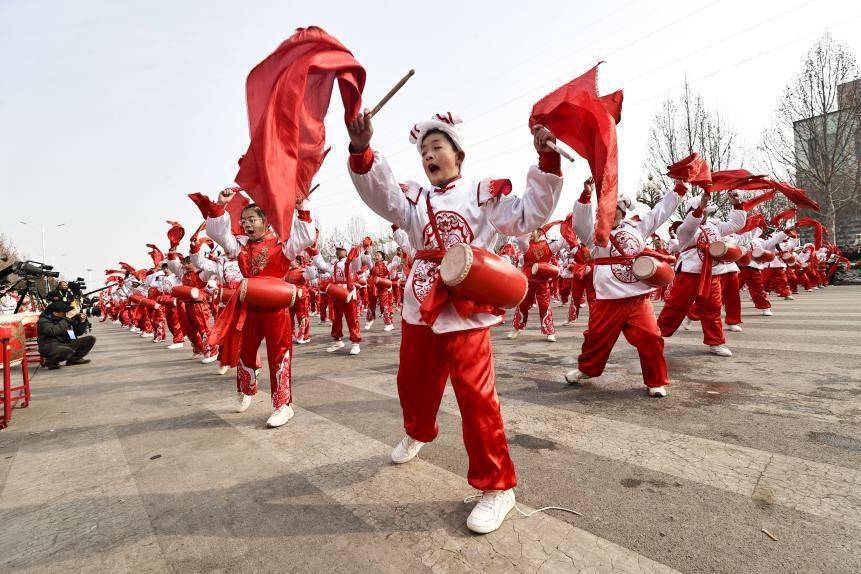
top-left (14, 260), bottom-right (60, 279)
top-left (68, 277), bottom-right (87, 294)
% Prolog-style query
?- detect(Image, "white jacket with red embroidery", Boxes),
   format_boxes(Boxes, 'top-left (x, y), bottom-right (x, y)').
top-left (349, 150), bottom-right (563, 333)
top-left (676, 209), bottom-right (746, 274)
top-left (573, 189), bottom-right (682, 300)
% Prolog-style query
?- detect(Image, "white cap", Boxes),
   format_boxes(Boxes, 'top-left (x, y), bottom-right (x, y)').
top-left (409, 113), bottom-right (464, 154)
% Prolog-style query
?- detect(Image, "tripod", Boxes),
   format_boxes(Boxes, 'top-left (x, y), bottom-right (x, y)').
top-left (0, 278), bottom-right (48, 314)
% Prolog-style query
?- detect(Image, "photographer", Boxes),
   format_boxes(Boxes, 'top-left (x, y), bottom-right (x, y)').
top-left (46, 280), bottom-right (75, 305)
top-left (37, 301), bottom-right (96, 370)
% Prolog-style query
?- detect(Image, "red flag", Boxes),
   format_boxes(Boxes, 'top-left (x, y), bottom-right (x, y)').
top-left (770, 208), bottom-right (797, 226)
top-left (666, 153), bottom-right (711, 187)
top-left (768, 181), bottom-right (820, 211)
top-left (166, 221), bottom-right (185, 249)
top-left (530, 63), bottom-right (623, 246)
top-left (739, 189), bottom-right (776, 211)
top-left (119, 262), bottom-right (136, 275)
top-left (146, 244), bottom-right (164, 267)
top-left (236, 26), bottom-right (366, 242)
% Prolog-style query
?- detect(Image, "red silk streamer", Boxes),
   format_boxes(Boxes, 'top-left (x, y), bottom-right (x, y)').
top-left (739, 190), bottom-right (776, 211)
top-left (737, 213), bottom-right (766, 234)
top-left (795, 217), bottom-right (825, 249)
top-left (209, 290), bottom-right (244, 367)
top-left (707, 169), bottom-right (769, 193)
top-left (119, 262), bottom-right (136, 275)
top-left (770, 208), bottom-right (797, 226)
top-left (530, 63), bottom-right (622, 247)
top-left (166, 221), bottom-right (185, 249)
top-left (768, 181), bottom-right (820, 211)
top-left (188, 189), bottom-right (250, 236)
top-left (189, 222), bottom-right (207, 244)
top-left (235, 26), bottom-right (366, 242)
top-left (666, 153), bottom-right (712, 187)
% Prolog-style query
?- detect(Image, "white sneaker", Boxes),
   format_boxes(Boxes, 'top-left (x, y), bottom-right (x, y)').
top-left (217, 365), bottom-right (230, 375)
top-left (727, 324), bottom-right (743, 332)
top-left (546, 334), bottom-right (556, 342)
top-left (383, 324), bottom-right (394, 332)
top-left (761, 309), bottom-right (773, 317)
top-left (349, 343), bottom-right (361, 355)
top-left (648, 385), bottom-right (668, 398)
top-left (682, 317), bottom-right (693, 331)
top-left (326, 340), bottom-right (345, 353)
top-left (391, 436), bottom-right (424, 464)
top-left (466, 489), bottom-right (516, 534)
top-left (167, 342), bottom-right (184, 350)
top-left (709, 345), bottom-right (733, 357)
top-left (364, 320), bottom-right (375, 331)
top-left (784, 295), bottom-right (795, 301)
top-left (235, 393), bottom-right (253, 413)
top-left (564, 369), bottom-right (591, 384)
top-left (266, 405), bottom-right (294, 428)
top-left (579, 302), bottom-right (586, 308)
top-left (507, 330), bottom-right (520, 340)
top-left (130, 326), bottom-right (140, 333)
top-left (142, 332), bottom-right (154, 339)
top-left (562, 320), bottom-right (572, 326)
top-left (201, 354), bottom-right (219, 364)
top-left (296, 338), bottom-right (310, 345)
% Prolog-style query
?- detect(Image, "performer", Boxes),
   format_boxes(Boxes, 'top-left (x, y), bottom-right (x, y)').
top-left (312, 244), bottom-right (367, 355)
top-left (567, 178), bottom-right (685, 397)
top-left (287, 257), bottom-right (315, 345)
top-left (167, 252), bottom-right (218, 363)
top-left (508, 229), bottom-right (566, 342)
top-left (738, 226), bottom-right (786, 317)
top-left (365, 249), bottom-right (396, 332)
top-left (657, 192), bottom-right (746, 357)
top-left (762, 229), bottom-right (798, 300)
top-left (151, 263), bottom-right (186, 349)
top-left (206, 192), bottom-right (315, 428)
top-left (347, 110), bottom-right (563, 534)
top-left (193, 248), bottom-right (244, 373)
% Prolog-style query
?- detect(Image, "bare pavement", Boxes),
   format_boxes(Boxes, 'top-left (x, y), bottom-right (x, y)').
top-left (1, 286), bottom-right (860, 574)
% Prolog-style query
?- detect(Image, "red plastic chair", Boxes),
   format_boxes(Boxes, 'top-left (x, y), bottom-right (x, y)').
top-left (0, 325), bottom-right (31, 430)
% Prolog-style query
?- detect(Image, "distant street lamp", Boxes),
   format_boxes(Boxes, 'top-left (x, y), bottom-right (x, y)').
top-left (19, 221), bottom-right (66, 289)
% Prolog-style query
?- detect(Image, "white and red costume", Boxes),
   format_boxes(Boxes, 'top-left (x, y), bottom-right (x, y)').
top-left (206, 207), bottom-right (315, 409)
top-left (573, 186), bottom-right (683, 389)
top-left (658, 199), bottom-right (746, 347)
top-left (348, 128), bottom-right (563, 491)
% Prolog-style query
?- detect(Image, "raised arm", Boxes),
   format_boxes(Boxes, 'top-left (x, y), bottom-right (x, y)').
top-left (282, 201), bottom-right (316, 261)
top-left (348, 148), bottom-right (414, 229)
top-left (206, 212), bottom-right (241, 259)
top-left (573, 179), bottom-right (596, 248)
top-left (312, 254), bottom-right (334, 274)
top-left (637, 182), bottom-right (686, 238)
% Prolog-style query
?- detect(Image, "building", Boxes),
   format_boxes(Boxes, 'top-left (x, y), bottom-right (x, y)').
top-left (793, 79), bottom-right (861, 246)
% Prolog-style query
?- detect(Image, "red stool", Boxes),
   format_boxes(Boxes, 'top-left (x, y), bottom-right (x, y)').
top-left (0, 325), bottom-right (31, 430)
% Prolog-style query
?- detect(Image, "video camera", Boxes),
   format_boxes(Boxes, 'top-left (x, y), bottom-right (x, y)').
top-left (15, 260), bottom-right (60, 278)
top-left (68, 277), bottom-right (87, 294)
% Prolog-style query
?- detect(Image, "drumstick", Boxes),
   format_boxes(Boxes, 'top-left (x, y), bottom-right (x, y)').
top-left (546, 140), bottom-right (576, 163)
top-left (368, 69), bottom-right (415, 119)
top-left (307, 183), bottom-right (320, 195)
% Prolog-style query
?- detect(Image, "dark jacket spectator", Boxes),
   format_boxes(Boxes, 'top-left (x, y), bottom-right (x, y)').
top-left (37, 302), bottom-right (95, 369)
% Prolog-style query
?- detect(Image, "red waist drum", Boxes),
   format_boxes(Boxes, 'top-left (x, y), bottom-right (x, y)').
top-left (439, 243), bottom-right (528, 309)
top-left (631, 256), bottom-right (675, 287)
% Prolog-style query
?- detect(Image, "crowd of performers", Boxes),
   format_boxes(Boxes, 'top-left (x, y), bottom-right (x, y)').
top-left (94, 109), bottom-right (851, 536)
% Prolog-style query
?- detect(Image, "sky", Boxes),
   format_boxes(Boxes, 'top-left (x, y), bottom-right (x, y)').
top-left (2, 0), bottom-right (860, 286)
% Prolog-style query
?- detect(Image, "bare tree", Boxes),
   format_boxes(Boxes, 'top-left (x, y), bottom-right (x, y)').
top-left (0, 233), bottom-right (23, 267)
top-left (642, 80), bottom-right (743, 218)
top-left (760, 33), bottom-right (861, 240)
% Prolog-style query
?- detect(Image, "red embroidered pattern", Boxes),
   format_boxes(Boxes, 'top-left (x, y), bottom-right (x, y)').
top-left (273, 350), bottom-right (292, 408)
top-left (696, 227), bottom-right (720, 261)
top-left (609, 230), bottom-right (642, 283)
top-left (412, 210), bottom-right (475, 302)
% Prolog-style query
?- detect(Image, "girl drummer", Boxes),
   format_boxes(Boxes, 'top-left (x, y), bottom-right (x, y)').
top-left (346, 110), bottom-right (564, 535)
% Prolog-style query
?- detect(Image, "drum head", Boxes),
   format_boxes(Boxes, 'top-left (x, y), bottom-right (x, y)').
top-left (632, 256), bottom-right (656, 279)
top-left (708, 242), bottom-right (727, 258)
top-left (439, 243), bottom-right (472, 286)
